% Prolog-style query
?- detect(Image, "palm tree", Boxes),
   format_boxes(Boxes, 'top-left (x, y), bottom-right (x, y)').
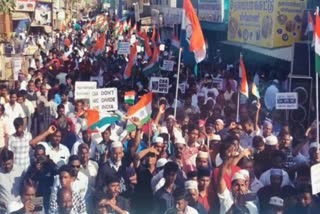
top-left (0, 0), bottom-right (16, 40)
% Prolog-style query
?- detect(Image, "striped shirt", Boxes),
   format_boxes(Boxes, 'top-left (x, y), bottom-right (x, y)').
top-left (8, 132), bottom-right (32, 170)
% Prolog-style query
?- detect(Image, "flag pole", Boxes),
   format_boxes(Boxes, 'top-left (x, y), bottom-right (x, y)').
top-left (317, 7), bottom-right (319, 149)
top-left (236, 90), bottom-right (240, 123)
top-left (174, 48), bottom-right (183, 119)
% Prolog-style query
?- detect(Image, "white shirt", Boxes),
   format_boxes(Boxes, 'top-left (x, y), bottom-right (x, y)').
top-left (259, 169), bottom-right (292, 187)
top-left (0, 165), bottom-right (24, 205)
top-left (62, 101), bottom-right (74, 116)
top-left (52, 171), bottom-right (88, 199)
top-left (39, 142), bottom-right (70, 168)
top-left (165, 206), bottom-right (199, 214)
top-left (80, 160), bottom-right (98, 196)
top-left (250, 177), bottom-right (264, 193)
top-left (240, 130), bottom-right (258, 149)
top-left (4, 102), bottom-right (26, 135)
top-left (218, 189), bottom-right (258, 214)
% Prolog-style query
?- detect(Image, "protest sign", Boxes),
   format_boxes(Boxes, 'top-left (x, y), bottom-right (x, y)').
top-left (90, 88), bottom-right (118, 112)
top-left (12, 57), bottom-right (23, 80)
top-left (179, 83), bottom-right (186, 94)
top-left (75, 81), bottom-right (97, 99)
top-left (162, 60), bottom-right (174, 71)
top-left (118, 42), bottom-right (131, 55)
top-left (150, 77), bottom-right (169, 94)
top-left (276, 92), bottom-right (298, 110)
top-left (311, 163), bottom-right (320, 195)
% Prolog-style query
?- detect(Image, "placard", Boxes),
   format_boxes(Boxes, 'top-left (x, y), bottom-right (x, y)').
top-left (90, 88), bottom-right (118, 112)
top-left (75, 81), bottom-right (97, 99)
top-left (198, 0), bottom-right (224, 23)
top-left (150, 77), bottom-right (169, 94)
top-left (162, 7), bottom-right (183, 26)
top-left (162, 60), bottom-right (174, 71)
top-left (117, 42), bottom-right (131, 55)
top-left (33, 1), bottom-right (52, 26)
top-left (179, 83), bottom-right (186, 94)
top-left (12, 57), bottom-right (23, 81)
top-left (227, 0), bottom-right (306, 48)
top-left (134, 3), bottom-right (140, 22)
top-left (311, 163), bottom-right (320, 195)
top-left (212, 78), bottom-right (223, 90)
top-left (276, 92), bottom-right (298, 110)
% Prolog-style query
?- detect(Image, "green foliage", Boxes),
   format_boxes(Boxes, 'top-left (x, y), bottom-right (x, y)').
top-left (0, 0), bottom-right (16, 14)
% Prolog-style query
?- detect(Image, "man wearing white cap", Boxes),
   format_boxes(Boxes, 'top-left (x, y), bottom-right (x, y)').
top-left (184, 180), bottom-right (207, 214)
top-left (217, 157), bottom-right (258, 214)
top-left (95, 141), bottom-right (136, 199)
top-left (153, 136), bottom-right (164, 154)
top-left (214, 119), bottom-right (225, 135)
top-left (196, 151), bottom-right (210, 170)
top-left (267, 196), bottom-right (284, 214)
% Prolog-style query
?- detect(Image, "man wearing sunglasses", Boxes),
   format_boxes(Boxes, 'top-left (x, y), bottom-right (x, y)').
top-left (51, 155), bottom-right (88, 201)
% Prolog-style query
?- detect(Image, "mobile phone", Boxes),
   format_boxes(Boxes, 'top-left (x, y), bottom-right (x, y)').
top-left (31, 197), bottom-right (43, 207)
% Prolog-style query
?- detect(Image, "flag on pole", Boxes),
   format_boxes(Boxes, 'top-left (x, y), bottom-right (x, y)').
top-left (93, 32), bottom-right (106, 56)
top-left (316, 8), bottom-right (320, 73)
top-left (137, 31), bottom-right (152, 58)
top-left (239, 54), bottom-right (249, 97)
top-left (183, 0), bottom-right (206, 63)
top-left (124, 91), bottom-right (136, 105)
top-left (124, 44), bottom-right (137, 79)
top-left (305, 11), bottom-right (315, 36)
top-left (252, 82), bottom-right (260, 99)
top-left (90, 116), bottom-right (121, 131)
top-left (126, 92), bottom-right (153, 132)
top-left (143, 44), bottom-right (160, 76)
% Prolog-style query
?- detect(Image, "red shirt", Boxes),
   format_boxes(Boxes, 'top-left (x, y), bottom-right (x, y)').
top-left (212, 165), bottom-right (241, 190)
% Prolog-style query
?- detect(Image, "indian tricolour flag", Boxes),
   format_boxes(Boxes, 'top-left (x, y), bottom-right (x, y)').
top-left (239, 54), bottom-right (249, 97)
top-left (124, 91), bottom-right (136, 105)
top-left (171, 36), bottom-right (180, 57)
top-left (124, 44), bottom-right (137, 79)
top-left (143, 44), bottom-right (160, 76)
top-left (316, 8), bottom-right (320, 74)
top-left (183, 0), bottom-right (206, 63)
top-left (126, 92), bottom-right (153, 132)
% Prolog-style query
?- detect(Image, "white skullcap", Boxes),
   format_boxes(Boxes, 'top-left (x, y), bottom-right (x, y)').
top-left (232, 172), bottom-right (246, 182)
top-left (198, 92), bottom-right (205, 97)
top-left (212, 135), bottom-right (221, 141)
top-left (215, 119), bottom-right (224, 125)
top-left (269, 196), bottom-right (284, 207)
top-left (197, 151), bottom-right (209, 159)
top-left (184, 180), bottom-right (198, 190)
top-left (156, 158), bottom-right (168, 168)
top-left (309, 142), bottom-right (319, 149)
top-left (175, 137), bottom-right (186, 145)
top-left (265, 135), bottom-right (278, 146)
top-left (239, 169), bottom-right (250, 179)
top-left (153, 136), bottom-right (164, 144)
top-left (7, 201), bottom-right (24, 213)
top-left (111, 141), bottom-right (123, 149)
top-left (167, 115), bottom-right (175, 120)
top-left (160, 126), bottom-right (168, 134)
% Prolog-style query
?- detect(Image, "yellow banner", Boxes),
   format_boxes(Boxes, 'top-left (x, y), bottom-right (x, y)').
top-left (228, 0), bottom-right (306, 48)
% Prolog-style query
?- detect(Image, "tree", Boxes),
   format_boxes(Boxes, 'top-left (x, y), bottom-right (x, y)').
top-left (0, 0), bottom-right (16, 14)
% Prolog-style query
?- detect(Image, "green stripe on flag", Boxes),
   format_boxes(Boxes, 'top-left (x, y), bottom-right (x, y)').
top-left (90, 116), bottom-right (120, 130)
top-left (316, 54), bottom-right (320, 74)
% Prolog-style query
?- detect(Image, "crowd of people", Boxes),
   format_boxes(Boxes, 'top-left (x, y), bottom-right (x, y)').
top-left (0, 9), bottom-right (319, 214)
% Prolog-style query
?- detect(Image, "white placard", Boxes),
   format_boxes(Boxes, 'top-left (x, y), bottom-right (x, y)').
top-left (162, 60), bottom-right (174, 71)
top-left (90, 88), bottom-right (118, 112)
top-left (179, 83), bottom-right (186, 94)
top-left (149, 77), bottom-right (169, 94)
top-left (12, 57), bottom-right (23, 81)
top-left (311, 163), bottom-right (320, 195)
top-left (276, 92), bottom-right (298, 110)
top-left (75, 81), bottom-right (97, 99)
top-left (212, 78), bottom-right (223, 90)
top-left (117, 42), bottom-right (131, 55)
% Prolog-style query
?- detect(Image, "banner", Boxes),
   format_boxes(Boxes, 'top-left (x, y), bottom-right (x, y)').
top-left (118, 42), bottom-right (131, 55)
top-left (311, 163), bottom-right (320, 195)
top-left (149, 77), bottom-right (169, 93)
top-left (276, 92), bottom-right (298, 110)
top-left (15, 0), bottom-right (36, 12)
top-left (228, 0), bottom-right (306, 48)
top-left (90, 88), bottom-right (118, 112)
top-left (198, 0), bottom-right (224, 23)
top-left (33, 1), bottom-right (52, 26)
top-left (75, 81), bottom-right (97, 99)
